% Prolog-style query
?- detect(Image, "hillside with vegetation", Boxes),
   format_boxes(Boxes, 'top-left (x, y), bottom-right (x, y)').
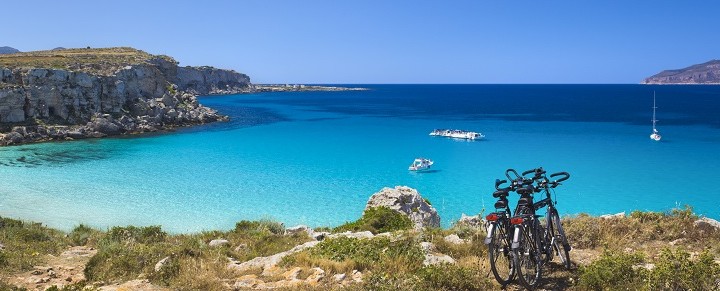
top-left (1, 199), bottom-right (718, 290)
top-left (0, 47), bottom-right (174, 76)
top-left (0, 47), bottom-right (251, 146)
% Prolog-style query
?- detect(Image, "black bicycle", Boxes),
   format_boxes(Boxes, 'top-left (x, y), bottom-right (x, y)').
top-left (507, 167), bottom-right (571, 289)
top-left (484, 178), bottom-right (516, 286)
top-left (532, 169), bottom-right (572, 269)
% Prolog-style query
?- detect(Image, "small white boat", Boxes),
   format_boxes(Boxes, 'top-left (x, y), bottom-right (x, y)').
top-left (429, 129), bottom-right (485, 140)
top-left (409, 158), bottom-right (434, 171)
top-left (650, 91), bottom-right (662, 141)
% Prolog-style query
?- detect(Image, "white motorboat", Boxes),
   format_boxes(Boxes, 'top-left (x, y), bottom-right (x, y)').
top-left (409, 158), bottom-right (434, 171)
top-left (429, 129), bottom-right (485, 140)
top-left (650, 91), bottom-right (661, 141)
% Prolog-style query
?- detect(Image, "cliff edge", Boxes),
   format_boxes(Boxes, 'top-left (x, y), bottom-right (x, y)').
top-left (0, 47), bottom-right (251, 145)
top-left (643, 59), bottom-right (720, 84)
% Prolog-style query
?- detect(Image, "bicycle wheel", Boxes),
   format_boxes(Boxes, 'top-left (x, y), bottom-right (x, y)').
top-left (513, 223), bottom-right (542, 289)
top-left (488, 221), bottom-right (514, 285)
top-left (549, 209), bottom-right (571, 269)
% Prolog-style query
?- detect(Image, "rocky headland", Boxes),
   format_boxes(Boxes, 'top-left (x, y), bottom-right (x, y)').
top-left (0, 47), bottom-right (251, 146)
top-left (252, 84), bottom-right (367, 92)
top-left (643, 59), bottom-right (720, 84)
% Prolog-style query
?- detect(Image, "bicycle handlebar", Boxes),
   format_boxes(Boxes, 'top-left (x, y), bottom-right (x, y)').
top-left (550, 172), bottom-right (570, 183)
top-left (522, 167), bottom-right (546, 178)
top-left (505, 169), bottom-right (520, 181)
top-left (495, 179), bottom-right (508, 190)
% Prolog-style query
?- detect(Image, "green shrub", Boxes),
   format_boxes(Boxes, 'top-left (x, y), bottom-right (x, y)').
top-left (420, 228), bottom-right (486, 261)
top-left (0, 280), bottom-right (26, 290)
top-left (69, 224), bottom-right (101, 246)
top-left (148, 256), bottom-right (181, 285)
top-left (647, 248), bottom-right (720, 291)
top-left (307, 236), bottom-right (423, 271)
top-left (669, 205), bottom-right (697, 220)
top-left (107, 225), bottom-right (166, 244)
top-left (423, 197), bottom-right (432, 206)
top-left (234, 219), bottom-right (285, 235)
top-left (46, 282), bottom-right (99, 291)
top-left (84, 241), bottom-right (169, 283)
top-left (417, 264), bottom-right (492, 290)
top-left (0, 217), bottom-right (24, 228)
top-left (333, 207), bottom-right (413, 234)
top-left (362, 272), bottom-right (423, 291)
top-left (0, 217), bottom-right (68, 272)
top-left (361, 264), bottom-right (492, 291)
top-left (0, 251), bottom-right (7, 267)
top-left (630, 210), bottom-right (665, 222)
top-left (578, 249), bottom-right (646, 290)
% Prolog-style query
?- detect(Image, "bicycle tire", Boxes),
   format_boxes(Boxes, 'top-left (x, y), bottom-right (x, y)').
top-left (550, 209), bottom-right (571, 269)
top-left (513, 222), bottom-right (542, 289)
top-left (488, 221), bottom-right (514, 285)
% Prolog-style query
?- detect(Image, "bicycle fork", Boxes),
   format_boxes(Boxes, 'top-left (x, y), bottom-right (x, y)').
top-left (484, 222), bottom-right (495, 245)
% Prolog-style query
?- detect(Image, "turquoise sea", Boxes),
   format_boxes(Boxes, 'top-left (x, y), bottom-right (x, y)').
top-left (1, 85), bottom-right (719, 232)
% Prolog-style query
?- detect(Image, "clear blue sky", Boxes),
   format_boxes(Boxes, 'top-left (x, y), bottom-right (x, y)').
top-left (2, 0), bottom-right (718, 84)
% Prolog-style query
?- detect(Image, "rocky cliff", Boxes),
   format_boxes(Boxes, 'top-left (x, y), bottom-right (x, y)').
top-left (643, 59), bottom-right (720, 84)
top-left (0, 47), bottom-right (251, 146)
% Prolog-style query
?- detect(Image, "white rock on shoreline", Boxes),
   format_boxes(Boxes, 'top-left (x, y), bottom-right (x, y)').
top-left (365, 186), bottom-right (440, 229)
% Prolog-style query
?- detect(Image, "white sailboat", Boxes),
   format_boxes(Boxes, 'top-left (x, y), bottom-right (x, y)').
top-left (650, 91), bottom-right (662, 141)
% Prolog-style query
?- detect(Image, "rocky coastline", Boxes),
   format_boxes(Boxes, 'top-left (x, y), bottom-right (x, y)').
top-left (252, 84), bottom-right (367, 92)
top-left (0, 47), bottom-right (370, 147)
top-left (0, 47), bottom-right (250, 146)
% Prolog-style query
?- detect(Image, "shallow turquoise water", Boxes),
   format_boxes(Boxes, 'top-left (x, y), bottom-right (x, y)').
top-left (1, 85), bottom-right (719, 232)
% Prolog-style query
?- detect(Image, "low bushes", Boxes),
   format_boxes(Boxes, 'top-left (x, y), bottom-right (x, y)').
top-left (84, 225), bottom-right (172, 283)
top-left (578, 248), bottom-right (720, 290)
top-left (0, 216), bottom-right (68, 272)
top-left (563, 205), bottom-right (720, 251)
top-left (332, 207), bottom-right (413, 234)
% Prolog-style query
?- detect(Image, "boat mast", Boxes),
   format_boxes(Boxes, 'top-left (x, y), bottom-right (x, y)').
top-left (652, 91), bottom-right (658, 132)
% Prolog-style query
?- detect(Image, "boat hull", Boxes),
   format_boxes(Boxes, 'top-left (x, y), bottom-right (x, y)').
top-left (429, 129), bottom-right (485, 140)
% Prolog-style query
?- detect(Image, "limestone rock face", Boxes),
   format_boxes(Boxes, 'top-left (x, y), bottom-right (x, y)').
top-left (176, 66), bottom-right (250, 95)
top-left (0, 55), bottom-right (245, 146)
top-left (694, 217), bottom-right (720, 231)
top-left (365, 186), bottom-right (440, 229)
top-left (455, 213), bottom-right (482, 228)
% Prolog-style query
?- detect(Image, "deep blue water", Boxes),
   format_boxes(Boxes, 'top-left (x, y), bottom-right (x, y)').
top-left (1, 84), bottom-right (719, 232)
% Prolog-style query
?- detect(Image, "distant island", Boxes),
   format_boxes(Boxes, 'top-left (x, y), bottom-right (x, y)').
top-left (643, 59), bottom-right (720, 84)
top-left (0, 46), bottom-right (20, 54)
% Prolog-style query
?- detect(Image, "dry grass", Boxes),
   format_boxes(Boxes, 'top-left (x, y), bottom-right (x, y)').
top-left (0, 47), bottom-right (175, 75)
top-left (563, 206), bottom-right (720, 256)
top-left (2, 207), bottom-right (720, 290)
top-left (286, 251), bottom-right (357, 275)
top-left (169, 257), bottom-right (234, 291)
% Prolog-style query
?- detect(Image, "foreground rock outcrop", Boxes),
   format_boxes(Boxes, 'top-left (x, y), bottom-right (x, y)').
top-left (643, 59), bottom-right (720, 84)
top-left (365, 186), bottom-right (440, 229)
top-left (0, 47), bottom-right (250, 145)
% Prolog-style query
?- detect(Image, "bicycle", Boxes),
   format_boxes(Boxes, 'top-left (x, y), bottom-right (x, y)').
top-left (485, 169), bottom-right (534, 286)
top-left (484, 178), bottom-right (516, 286)
top-left (508, 167), bottom-right (572, 289)
top-left (532, 169), bottom-right (572, 269)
